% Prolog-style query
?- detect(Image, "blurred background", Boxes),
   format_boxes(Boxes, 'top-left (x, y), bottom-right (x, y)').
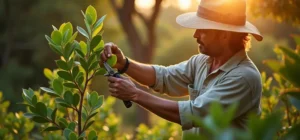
top-left (0, 0), bottom-right (300, 137)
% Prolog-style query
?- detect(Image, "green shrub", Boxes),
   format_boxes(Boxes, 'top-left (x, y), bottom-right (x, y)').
top-left (0, 91), bottom-right (34, 140)
top-left (20, 5), bottom-right (118, 139)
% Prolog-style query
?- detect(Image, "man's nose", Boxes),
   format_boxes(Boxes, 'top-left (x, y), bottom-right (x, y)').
top-left (193, 29), bottom-right (200, 38)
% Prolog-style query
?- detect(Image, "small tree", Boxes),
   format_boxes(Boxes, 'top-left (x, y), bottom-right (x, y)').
top-left (21, 5), bottom-right (117, 139)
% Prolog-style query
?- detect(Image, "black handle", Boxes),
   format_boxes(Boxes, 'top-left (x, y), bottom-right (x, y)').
top-left (113, 73), bottom-right (132, 108)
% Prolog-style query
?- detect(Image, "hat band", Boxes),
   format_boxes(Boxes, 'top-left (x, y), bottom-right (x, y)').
top-left (197, 6), bottom-right (246, 26)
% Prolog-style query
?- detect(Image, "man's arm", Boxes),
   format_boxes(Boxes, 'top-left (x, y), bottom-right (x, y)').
top-left (107, 76), bottom-right (181, 124)
top-left (134, 88), bottom-right (181, 124)
top-left (100, 43), bottom-right (156, 86)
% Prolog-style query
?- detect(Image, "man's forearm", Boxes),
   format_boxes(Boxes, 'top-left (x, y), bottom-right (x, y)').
top-left (132, 88), bottom-right (181, 124)
top-left (124, 58), bottom-right (156, 86)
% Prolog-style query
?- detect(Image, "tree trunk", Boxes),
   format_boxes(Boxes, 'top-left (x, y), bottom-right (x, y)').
top-left (110, 0), bottom-right (162, 126)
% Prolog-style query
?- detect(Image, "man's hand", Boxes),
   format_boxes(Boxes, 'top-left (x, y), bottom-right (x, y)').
top-left (100, 42), bottom-right (126, 70)
top-left (107, 76), bottom-right (139, 101)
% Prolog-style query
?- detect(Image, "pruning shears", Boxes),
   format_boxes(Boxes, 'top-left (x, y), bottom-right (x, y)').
top-left (103, 62), bottom-right (132, 108)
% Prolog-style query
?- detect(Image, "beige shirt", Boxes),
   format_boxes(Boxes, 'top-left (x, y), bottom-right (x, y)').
top-left (150, 50), bottom-right (262, 136)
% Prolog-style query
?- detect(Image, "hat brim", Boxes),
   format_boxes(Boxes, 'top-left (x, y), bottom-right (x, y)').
top-left (176, 12), bottom-right (263, 41)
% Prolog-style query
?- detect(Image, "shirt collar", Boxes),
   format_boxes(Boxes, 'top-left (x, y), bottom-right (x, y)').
top-left (205, 50), bottom-right (248, 72)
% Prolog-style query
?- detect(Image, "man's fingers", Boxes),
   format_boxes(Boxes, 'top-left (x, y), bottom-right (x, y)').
top-left (108, 88), bottom-right (117, 93)
top-left (107, 76), bottom-right (120, 83)
top-left (104, 42), bottom-right (114, 58)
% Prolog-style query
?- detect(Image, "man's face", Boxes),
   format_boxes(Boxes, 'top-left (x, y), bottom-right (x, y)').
top-left (193, 29), bottom-right (224, 57)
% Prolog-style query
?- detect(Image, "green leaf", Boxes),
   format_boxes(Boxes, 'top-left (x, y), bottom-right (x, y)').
top-left (93, 40), bottom-right (104, 52)
top-left (89, 61), bottom-right (99, 72)
top-left (23, 113), bottom-right (37, 119)
top-left (72, 66), bottom-right (79, 78)
top-left (86, 112), bottom-right (98, 123)
top-left (80, 58), bottom-right (89, 71)
top-left (88, 130), bottom-right (97, 140)
top-left (95, 68), bottom-right (106, 76)
top-left (68, 58), bottom-right (74, 70)
top-left (57, 71), bottom-right (73, 81)
top-left (85, 5), bottom-right (97, 25)
top-left (68, 122), bottom-right (76, 131)
top-left (278, 46), bottom-right (300, 62)
top-left (52, 25), bottom-right (58, 30)
top-left (84, 121), bottom-right (95, 131)
top-left (44, 68), bottom-right (53, 80)
top-left (55, 98), bottom-right (72, 108)
top-left (45, 35), bottom-right (57, 46)
top-left (93, 15), bottom-right (106, 37)
top-left (88, 53), bottom-right (96, 66)
top-left (69, 132), bottom-right (78, 140)
top-left (51, 30), bottom-right (63, 45)
top-left (56, 60), bottom-right (69, 70)
top-left (64, 83), bottom-right (77, 88)
top-left (73, 93), bottom-right (80, 107)
top-left (77, 26), bottom-right (89, 39)
top-left (62, 22), bottom-right (73, 44)
top-left (90, 35), bottom-right (102, 51)
top-left (64, 91), bottom-right (73, 105)
top-left (107, 54), bottom-right (117, 67)
top-left (32, 116), bottom-right (49, 123)
top-left (32, 95), bottom-right (37, 106)
top-left (64, 43), bottom-right (75, 60)
top-left (263, 60), bottom-right (282, 72)
top-left (69, 31), bottom-right (78, 43)
top-left (79, 41), bottom-right (88, 55)
top-left (93, 95), bottom-right (103, 111)
top-left (22, 89), bottom-right (32, 105)
top-left (59, 23), bottom-right (66, 33)
top-left (289, 96), bottom-right (300, 110)
top-left (84, 19), bottom-right (92, 36)
top-left (53, 79), bottom-right (64, 95)
top-left (88, 91), bottom-right (98, 107)
top-left (63, 128), bottom-right (72, 139)
top-left (59, 118), bottom-right (68, 128)
top-left (43, 126), bottom-right (61, 132)
top-left (47, 108), bottom-right (53, 119)
top-left (94, 15), bottom-right (106, 31)
top-left (49, 43), bottom-right (63, 56)
top-left (248, 112), bottom-right (282, 140)
top-left (86, 14), bottom-right (93, 26)
top-left (76, 72), bottom-right (84, 86)
top-left (75, 49), bottom-right (85, 59)
top-left (51, 108), bottom-right (57, 122)
top-left (36, 102), bottom-right (48, 117)
top-left (82, 112), bottom-right (87, 121)
top-left (40, 87), bottom-right (60, 97)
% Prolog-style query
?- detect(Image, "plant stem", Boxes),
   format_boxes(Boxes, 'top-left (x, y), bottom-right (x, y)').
top-left (78, 70), bottom-right (89, 135)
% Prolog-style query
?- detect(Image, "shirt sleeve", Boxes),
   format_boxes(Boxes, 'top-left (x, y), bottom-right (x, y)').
top-left (149, 55), bottom-right (199, 96)
top-left (178, 75), bottom-right (254, 130)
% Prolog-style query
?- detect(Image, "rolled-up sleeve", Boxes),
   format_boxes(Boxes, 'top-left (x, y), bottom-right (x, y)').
top-left (178, 75), bottom-right (254, 130)
top-left (150, 55), bottom-right (198, 96)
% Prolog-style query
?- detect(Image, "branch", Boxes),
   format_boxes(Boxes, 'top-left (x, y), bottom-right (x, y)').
top-left (134, 9), bottom-right (148, 26)
top-left (110, 0), bottom-right (121, 14)
top-left (149, 0), bottom-right (162, 28)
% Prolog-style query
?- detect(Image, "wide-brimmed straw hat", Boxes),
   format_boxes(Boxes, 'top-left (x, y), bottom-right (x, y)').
top-left (176, 0), bottom-right (263, 41)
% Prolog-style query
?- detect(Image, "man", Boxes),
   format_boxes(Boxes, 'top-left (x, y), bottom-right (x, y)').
top-left (100, 0), bottom-right (263, 136)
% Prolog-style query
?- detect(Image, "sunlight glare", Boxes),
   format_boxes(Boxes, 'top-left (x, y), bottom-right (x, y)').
top-left (135, 0), bottom-right (155, 9)
top-left (178, 0), bottom-right (191, 11)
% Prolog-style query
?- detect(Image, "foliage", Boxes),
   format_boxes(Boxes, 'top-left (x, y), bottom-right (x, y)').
top-left (136, 119), bottom-right (181, 140)
top-left (249, 0), bottom-right (300, 25)
top-left (0, 91), bottom-right (34, 140)
top-left (20, 5), bottom-right (119, 139)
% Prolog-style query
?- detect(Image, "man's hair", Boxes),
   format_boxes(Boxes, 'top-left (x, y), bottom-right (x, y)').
top-left (228, 32), bottom-right (251, 52)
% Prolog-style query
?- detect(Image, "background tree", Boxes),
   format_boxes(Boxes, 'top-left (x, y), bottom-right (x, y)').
top-left (109, 0), bottom-right (163, 125)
